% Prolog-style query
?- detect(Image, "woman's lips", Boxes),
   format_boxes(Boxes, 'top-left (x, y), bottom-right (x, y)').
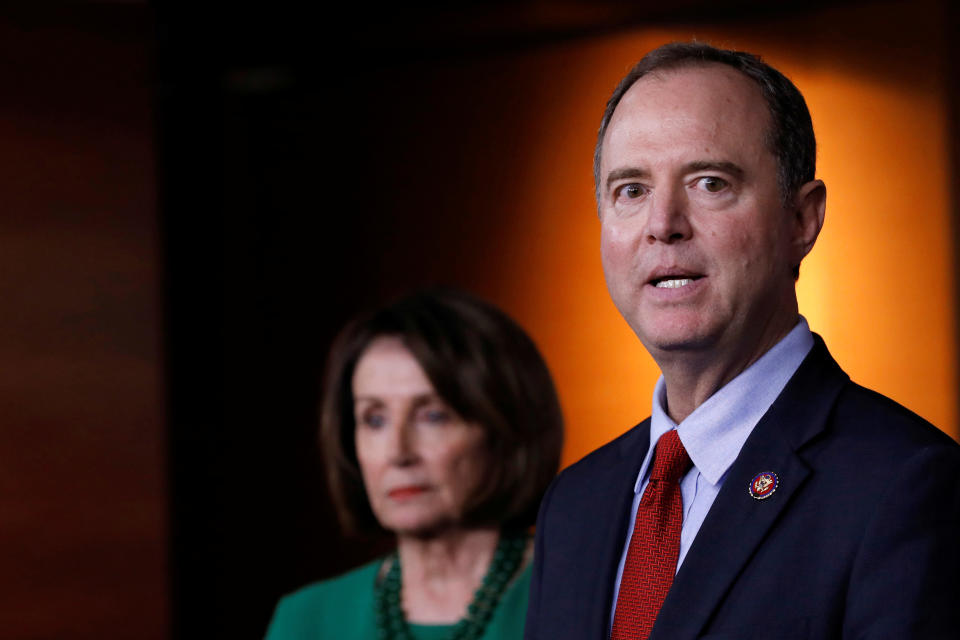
top-left (388, 486), bottom-right (428, 500)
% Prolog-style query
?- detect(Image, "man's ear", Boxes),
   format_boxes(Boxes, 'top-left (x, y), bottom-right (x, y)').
top-left (791, 179), bottom-right (826, 269)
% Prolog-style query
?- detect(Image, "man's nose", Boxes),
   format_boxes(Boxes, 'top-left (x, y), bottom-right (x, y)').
top-left (643, 187), bottom-right (692, 244)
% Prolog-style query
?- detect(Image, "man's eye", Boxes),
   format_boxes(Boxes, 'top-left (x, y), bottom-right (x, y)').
top-left (618, 184), bottom-right (644, 199)
top-left (699, 176), bottom-right (729, 193)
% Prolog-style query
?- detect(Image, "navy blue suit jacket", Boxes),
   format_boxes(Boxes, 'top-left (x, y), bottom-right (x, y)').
top-left (525, 337), bottom-right (960, 639)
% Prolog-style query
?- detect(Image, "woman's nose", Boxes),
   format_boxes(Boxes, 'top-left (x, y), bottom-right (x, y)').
top-left (387, 420), bottom-right (419, 467)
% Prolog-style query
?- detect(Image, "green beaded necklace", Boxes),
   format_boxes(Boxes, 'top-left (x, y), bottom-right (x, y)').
top-left (373, 532), bottom-right (528, 640)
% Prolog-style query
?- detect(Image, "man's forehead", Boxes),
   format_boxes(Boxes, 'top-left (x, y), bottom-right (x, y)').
top-left (602, 63), bottom-right (772, 162)
top-left (616, 63), bottom-right (766, 122)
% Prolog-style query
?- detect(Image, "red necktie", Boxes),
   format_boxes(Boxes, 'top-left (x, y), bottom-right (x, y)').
top-left (611, 429), bottom-right (691, 640)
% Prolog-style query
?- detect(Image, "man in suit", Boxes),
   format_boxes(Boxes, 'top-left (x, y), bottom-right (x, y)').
top-left (525, 42), bottom-right (960, 640)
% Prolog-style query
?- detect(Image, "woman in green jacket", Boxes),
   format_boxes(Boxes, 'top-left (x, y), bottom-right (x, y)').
top-left (266, 289), bottom-right (564, 640)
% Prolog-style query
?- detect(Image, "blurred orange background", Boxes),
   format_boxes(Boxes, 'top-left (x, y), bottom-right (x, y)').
top-left (473, 9), bottom-right (957, 466)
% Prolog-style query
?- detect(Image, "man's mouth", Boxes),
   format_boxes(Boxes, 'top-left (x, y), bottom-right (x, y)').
top-left (651, 275), bottom-right (703, 289)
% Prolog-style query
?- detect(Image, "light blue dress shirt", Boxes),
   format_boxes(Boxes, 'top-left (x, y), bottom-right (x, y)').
top-left (609, 318), bottom-right (814, 629)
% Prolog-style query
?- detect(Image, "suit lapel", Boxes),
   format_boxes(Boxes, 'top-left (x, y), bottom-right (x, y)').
top-left (584, 421), bottom-right (651, 640)
top-left (651, 336), bottom-right (849, 639)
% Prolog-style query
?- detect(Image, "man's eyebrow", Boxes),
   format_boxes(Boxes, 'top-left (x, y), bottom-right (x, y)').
top-left (605, 167), bottom-right (650, 192)
top-left (604, 161), bottom-right (745, 192)
top-left (685, 160), bottom-right (745, 178)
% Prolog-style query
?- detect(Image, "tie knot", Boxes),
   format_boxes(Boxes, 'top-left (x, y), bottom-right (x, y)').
top-left (649, 429), bottom-right (690, 483)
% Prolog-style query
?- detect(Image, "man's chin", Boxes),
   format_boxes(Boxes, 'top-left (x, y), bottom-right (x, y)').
top-left (636, 326), bottom-right (717, 355)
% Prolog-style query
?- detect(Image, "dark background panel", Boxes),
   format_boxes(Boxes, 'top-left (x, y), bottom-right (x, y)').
top-left (0, 5), bottom-right (165, 640)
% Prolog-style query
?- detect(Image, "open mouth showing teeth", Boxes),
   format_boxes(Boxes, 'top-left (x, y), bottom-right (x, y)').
top-left (653, 276), bottom-right (702, 289)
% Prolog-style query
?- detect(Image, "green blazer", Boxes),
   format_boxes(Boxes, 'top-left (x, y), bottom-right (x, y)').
top-left (265, 557), bottom-right (532, 639)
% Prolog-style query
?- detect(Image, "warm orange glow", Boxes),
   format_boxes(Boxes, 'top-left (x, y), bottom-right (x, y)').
top-left (489, 23), bottom-right (956, 467)
top-left (795, 65), bottom-right (956, 442)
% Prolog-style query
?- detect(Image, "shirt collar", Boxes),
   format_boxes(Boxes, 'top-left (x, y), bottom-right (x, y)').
top-left (635, 317), bottom-right (814, 492)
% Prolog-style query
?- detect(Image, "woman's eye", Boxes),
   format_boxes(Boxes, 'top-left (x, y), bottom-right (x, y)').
top-left (699, 176), bottom-right (729, 193)
top-left (360, 413), bottom-right (386, 428)
top-left (419, 408), bottom-right (451, 424)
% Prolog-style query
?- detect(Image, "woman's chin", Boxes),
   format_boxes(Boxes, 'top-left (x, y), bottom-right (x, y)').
top-left (383, 515), bottom-right (462, 539)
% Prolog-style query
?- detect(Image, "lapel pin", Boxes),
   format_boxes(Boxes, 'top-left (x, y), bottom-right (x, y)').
top-left (749, 471), bottom-right (779, 500)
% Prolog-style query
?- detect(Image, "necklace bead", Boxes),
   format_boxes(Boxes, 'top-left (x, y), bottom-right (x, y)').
top-left (373, 532), bottom-right (527, 640)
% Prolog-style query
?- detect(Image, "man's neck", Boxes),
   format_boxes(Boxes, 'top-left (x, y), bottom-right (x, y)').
top-left (656, 314), bottom-right (800, 424)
